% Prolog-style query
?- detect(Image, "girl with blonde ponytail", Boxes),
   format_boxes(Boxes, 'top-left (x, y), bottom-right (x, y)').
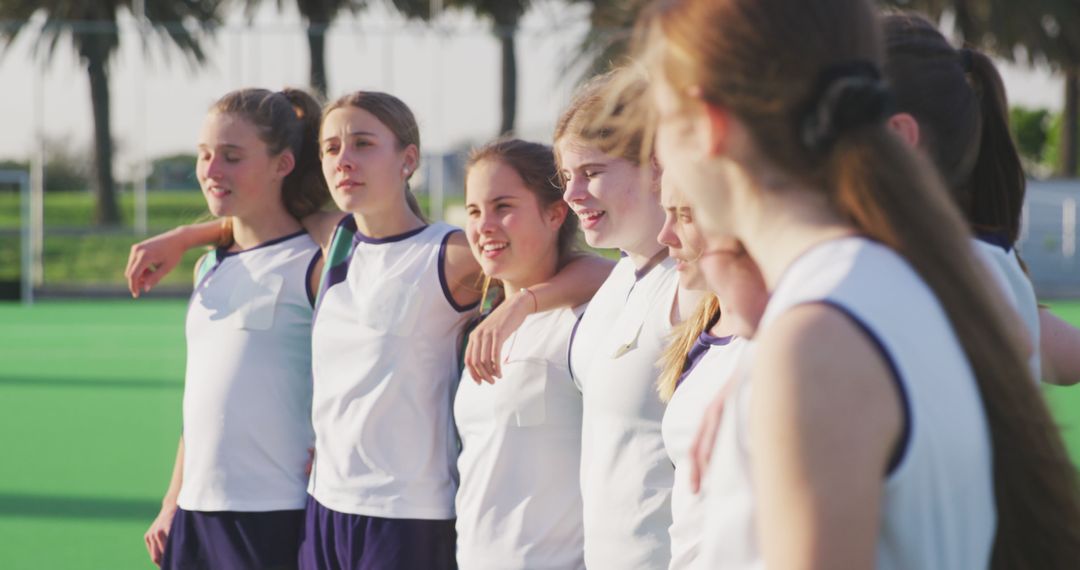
top-left (633, 0), bottom-right (1080, 567)
top-left (655, 175), bottom-right (766, 568)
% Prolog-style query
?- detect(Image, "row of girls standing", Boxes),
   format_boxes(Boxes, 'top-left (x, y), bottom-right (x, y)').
top-left (128, 81), bottom-right (661, 569)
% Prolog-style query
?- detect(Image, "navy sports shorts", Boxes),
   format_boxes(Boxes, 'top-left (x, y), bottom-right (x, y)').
top-left (298, 495), bottom-right (456, 570)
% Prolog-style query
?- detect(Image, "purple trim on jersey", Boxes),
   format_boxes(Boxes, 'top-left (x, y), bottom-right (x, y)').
top-left (161, 507), bottom-right (304, 570)
top-left (675, 331), bottom-right (736, 390)
top-left (218, 230), bottom-right (308, 259)
top-left (352, 224), bottom-right (429, 244)
top-left (816, 299), bottom-right (911, 476)
top-left (633, 249), bottom-right (670, 281)
top-left (298, 495), bottom-right (457, 570)
top-left (437, 230), bottom-right (481, 313)
top-left (566, 312), bottom-right (584, 386)
top-left (975, 230), bottom-right (1013, 253)
top-left (305, 249), bottom-right (323, 309)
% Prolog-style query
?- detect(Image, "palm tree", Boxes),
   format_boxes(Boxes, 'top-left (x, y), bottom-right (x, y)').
top-left (0, 1), bottom-right (222, 226)
top-left (879, 0), bottom-right (1080, 176)
top-left (573, 0), bottom-right (648, 82)
top-left (392, 0), bottom-right (530, 136)
top-left (240, 0), bottom-right (366, 100)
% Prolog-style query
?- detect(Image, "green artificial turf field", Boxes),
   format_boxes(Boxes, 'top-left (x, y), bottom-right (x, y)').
top-left (2, 299), bottom-right (1080, 568)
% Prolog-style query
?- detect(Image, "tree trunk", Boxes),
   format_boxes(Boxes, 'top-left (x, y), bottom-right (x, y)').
top-left (1061, 67), bottom-right (1079, 177)
top-left (85, 39), bottom-right (121, 226)
top-left (307, 22), bottom-right (328, 100)
top-left (498, 23), bottom-right (517, 137)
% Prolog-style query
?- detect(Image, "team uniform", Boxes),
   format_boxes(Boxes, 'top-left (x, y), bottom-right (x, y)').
top-left (454, 304), bottom-right (587, 570)
top-left (661, 331), bottom-right (747, 569)
top-left (568, 254), bottom-right (680, 569)
top-left (971, 233), bottom-right (1041, 380)
top-left (700, 237), bottom-right (994, 570)
top-left (163, 231), bottom-right (321, 570)
top-left (300, 217), bottom-right (476, 570)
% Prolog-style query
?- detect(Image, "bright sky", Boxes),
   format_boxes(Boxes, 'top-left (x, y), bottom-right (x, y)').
top-left (0, 1), bottom-right (1067, 177)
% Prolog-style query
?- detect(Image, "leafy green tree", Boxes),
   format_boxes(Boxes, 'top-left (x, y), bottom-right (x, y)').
top-left (1010, 106), bottom-right (1052, 169)
top-left (0, 1), bottom-right (223, 225)
top-left (240, 0), bottom-right (366, 100)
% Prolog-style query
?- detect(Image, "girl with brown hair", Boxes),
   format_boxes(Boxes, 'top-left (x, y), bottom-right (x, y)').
top-left (143, 88), bottom-right (327, 569)
top-left (883, 12), bottom-right (1080, 386)
top-left (454, 138), bottom-right (609, 569)
top-left (633, 0), bottom-right (1080, 567)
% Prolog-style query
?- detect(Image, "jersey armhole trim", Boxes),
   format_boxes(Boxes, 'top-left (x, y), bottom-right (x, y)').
top-left (438, 230), bottom-right (481, 313)
top-left (814, 299), bottom-right (912, 477)
top-left (305, 248), bottom-right (323, 309)
top-left (567, 313), bottom-right (584, 390)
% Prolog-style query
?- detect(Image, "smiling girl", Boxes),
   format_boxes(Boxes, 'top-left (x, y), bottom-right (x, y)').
top-left (454, 138), bottom-right (607, 569)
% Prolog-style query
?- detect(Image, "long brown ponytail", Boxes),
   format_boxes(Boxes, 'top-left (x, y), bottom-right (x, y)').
top-left (212, 88), bottom-right (330, 220)
top-left (883, 13), bottom-right (1026, 244)
top-left (641, 0), bottom-right (1080, 566)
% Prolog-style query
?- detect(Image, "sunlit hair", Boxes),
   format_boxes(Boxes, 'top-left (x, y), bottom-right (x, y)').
top-left (627, 0), bottom-right (1080, 566)
top-left (553, 68), bottom-right (653, 176)
top-left (657, 295), bottom-right (719, 402)
top-left (212, 87), bottom-right (329, 220)
top-left (467, 138), bottom-right (579, 264)
top-left (322, 91), bottom-right (426, 220)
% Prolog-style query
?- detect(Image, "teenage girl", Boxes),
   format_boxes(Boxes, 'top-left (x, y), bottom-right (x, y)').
top-left (557, 70), bottom-right (696, 569)
top-left (142, 88), bottom-right (326, 569)
top-left (455, 138), bottom-right (610, 569)
top-left (883, 12), bottom-right (1080, 385)
top-left (637, 0), bottom-right (1080, 567)
top-left (654, 176), bottom-right (766, 569)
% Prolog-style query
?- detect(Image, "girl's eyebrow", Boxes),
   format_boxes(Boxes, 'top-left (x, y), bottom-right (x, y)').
top-left (320, 131), bottom-right (377, 144)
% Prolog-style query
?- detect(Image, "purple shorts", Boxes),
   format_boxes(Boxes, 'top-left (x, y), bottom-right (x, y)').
top-left (161, 507), bottom-right (304, 570)
top-left (298, 495), bottom-right (456, 570)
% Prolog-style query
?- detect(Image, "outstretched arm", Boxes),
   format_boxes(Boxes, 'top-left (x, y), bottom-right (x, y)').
top-left (1040, 307), bottom-right (1080, 386)
top-left (466, 254), bottom-right (615, 383)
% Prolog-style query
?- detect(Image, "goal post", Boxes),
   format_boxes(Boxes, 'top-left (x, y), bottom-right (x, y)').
top-left (1, 169), bottom-right (38, 305)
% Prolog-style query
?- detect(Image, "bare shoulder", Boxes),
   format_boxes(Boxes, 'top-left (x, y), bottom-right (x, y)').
top-left (751, 302), bottom-right (903, 467)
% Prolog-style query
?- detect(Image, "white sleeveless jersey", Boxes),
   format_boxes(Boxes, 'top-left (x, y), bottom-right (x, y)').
top-left (178, 231), bottom-right (320, 512)
top-left (972, 237), bottom-right (1041, 380)
top-left (309, 219), bottom-right (476, 519)
top-left (568, 255), bottom-right (680, 569)
top-left (701, 237), bottom-right (994, 570)
top-left (455, 305), bottom-right (586, 570)
top-left (661, 334), bottom-right (747, 570)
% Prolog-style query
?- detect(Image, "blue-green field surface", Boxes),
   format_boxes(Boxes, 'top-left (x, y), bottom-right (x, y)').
top-left (2, 300), bottom-right (1080, 568)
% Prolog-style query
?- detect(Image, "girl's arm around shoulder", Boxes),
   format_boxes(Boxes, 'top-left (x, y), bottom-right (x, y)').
top-left (126, 220), bottom-right (226, 298)
top-left (465, 253), bottom-right (614, 384)
top-left (750, 302), bottom-right (903, 570)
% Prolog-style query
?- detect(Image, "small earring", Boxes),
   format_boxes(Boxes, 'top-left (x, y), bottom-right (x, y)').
top-left (402, 167), bottom-right (410, 175)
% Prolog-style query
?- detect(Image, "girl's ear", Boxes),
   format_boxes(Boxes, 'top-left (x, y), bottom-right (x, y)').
top-left (546, 200), bottom-right (569, 230)
top-left (402, 144), bottom-right (420, 178)
top-left (276, 150), bottom-right (296, 180)
top-left (702, 99), bottom-right (731, 157)
top-left (886, 112), bottom-right (921, 148)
